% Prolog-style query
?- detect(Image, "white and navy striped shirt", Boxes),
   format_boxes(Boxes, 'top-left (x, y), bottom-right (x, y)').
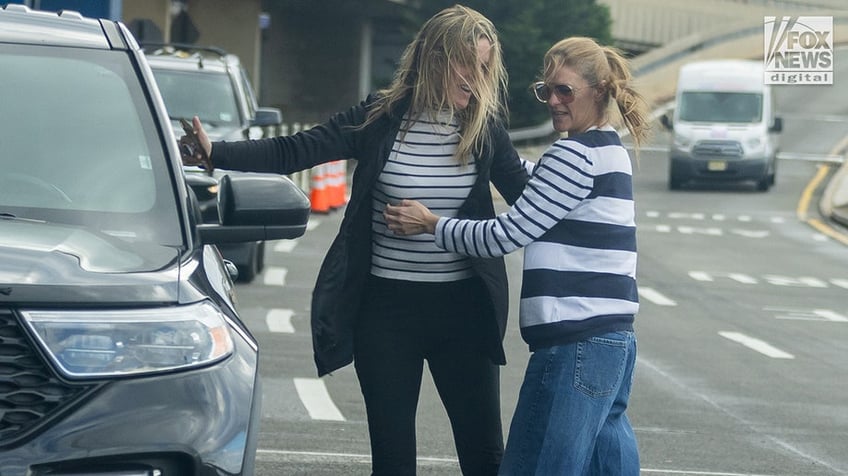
top-left (434, 125), bottom-right (638, 349)
top-left (371, 112), bottom-right (477, 282)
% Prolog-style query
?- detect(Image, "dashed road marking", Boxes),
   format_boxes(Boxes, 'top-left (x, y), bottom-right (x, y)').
top-left (266, 309), bottom-right (295, 333)
top-left (639, 287), bottom-right (677, 306)
top-left (831, 279), bottom-right (848, 289)
top-left (263, 267), bottom-right (288, 286)
top-left (767, 307), bottom-right (848, 322)
top-left (294, 378), bottom-right (345, 421)
top-left (273, 240), bottom-right (299, 253)
top-left (718, 331), bottom-right (794, 359)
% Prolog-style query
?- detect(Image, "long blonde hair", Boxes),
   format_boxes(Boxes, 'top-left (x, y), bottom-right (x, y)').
top-left (365, 4), bottom-right (508, 164)
top-left (542, 37), bottom-right (651, 150)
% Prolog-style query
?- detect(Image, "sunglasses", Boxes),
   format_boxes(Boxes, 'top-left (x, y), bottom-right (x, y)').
top-left (532, 81), bottom-right (594, 104)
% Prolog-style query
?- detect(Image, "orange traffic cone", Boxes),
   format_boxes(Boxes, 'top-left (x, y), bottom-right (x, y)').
top-left (310, 163), bottom-right (330, 213)
top-left (328, 160), bottom-right (347, 209)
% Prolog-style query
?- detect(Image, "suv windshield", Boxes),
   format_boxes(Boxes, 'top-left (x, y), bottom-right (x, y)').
top-left (152, 68), bottom-right (241, 127)
top-left (0, 44), bottom-right (182, 249)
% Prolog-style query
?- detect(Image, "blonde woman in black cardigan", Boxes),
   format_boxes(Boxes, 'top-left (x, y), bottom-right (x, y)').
top-left (180, 5), bottom-right (529, 475)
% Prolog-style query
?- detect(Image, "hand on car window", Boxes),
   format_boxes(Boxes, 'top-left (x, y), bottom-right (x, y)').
top-left (179, 116), bottom-right (214, 173)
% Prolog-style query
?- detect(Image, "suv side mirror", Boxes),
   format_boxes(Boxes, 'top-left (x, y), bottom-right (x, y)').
top-left (253, 107), bottom-right (282, 127)
top-left (198, 173), bottom-right (310, 244)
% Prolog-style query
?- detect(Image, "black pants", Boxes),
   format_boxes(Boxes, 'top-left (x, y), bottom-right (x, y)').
top-left (354, 275), bottom-right (503, 476)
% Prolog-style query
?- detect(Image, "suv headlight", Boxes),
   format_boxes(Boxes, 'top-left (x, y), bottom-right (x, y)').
top-left (20, 302), bottom-right (233, 379)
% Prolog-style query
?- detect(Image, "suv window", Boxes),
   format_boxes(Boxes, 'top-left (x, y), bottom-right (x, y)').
top-left (143, 45), bottom-right (280, 142)
top-left (154, 68), bottom-right (241, 127)
top-left (0, 44), bottom-right (182, 260)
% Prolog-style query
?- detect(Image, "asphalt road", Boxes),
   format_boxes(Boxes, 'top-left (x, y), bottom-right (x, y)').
top-left (234, 62), bottom-right (848, 475)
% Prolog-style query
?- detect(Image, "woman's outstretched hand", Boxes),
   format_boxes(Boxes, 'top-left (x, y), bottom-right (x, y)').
top-left (384, 199), bottom-right (439, 236)
top-left (178, 116), bottom-right (214, 174)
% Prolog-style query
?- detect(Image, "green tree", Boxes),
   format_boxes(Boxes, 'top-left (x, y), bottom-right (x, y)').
top-left (407, 0), bottom-right (612, 129)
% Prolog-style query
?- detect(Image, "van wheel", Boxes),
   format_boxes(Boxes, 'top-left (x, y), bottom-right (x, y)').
top-left (668, 165), bottom-right (684, 190)
top-left (756, 177), bottom-right (771, 191)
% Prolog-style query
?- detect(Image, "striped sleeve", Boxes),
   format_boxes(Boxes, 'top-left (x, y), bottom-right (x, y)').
top-left (435, 138), bottom-right (595, 257)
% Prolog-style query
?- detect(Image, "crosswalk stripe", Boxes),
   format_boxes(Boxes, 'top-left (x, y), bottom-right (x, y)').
top-left (294, 378), bottom-right (345, 421)
top-left (273, 240), bottom-right (298, 253)
top-left (263, 267), bottom-right (288, 286)
top-left (266, 309), bottom-right (295, 333)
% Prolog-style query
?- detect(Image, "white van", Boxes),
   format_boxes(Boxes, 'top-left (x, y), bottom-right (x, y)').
top-left (661, 60), bottom-right (783, 191)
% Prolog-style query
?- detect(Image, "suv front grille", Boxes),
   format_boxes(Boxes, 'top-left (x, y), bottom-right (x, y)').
top-left (0, 309), bottom-right (97, 446)
top-left (692, 140), bottom-right (744, 159)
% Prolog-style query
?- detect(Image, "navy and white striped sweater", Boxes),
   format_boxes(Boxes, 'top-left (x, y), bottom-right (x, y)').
top-left (434, 125), bottom-right (638, 350)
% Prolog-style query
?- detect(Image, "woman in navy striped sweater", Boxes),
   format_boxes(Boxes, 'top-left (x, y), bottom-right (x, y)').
top-left (386, 36), bottom-right (651, 475)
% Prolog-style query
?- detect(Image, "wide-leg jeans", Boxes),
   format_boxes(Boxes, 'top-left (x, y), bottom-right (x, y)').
top-left (499, 331), bottom-right (639, 476)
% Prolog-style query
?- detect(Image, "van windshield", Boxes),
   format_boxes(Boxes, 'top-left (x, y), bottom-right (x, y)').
top-left (678, 92), bottom-right (763, 123)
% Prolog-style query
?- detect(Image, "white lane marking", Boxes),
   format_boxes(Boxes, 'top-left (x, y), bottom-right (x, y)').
top-left (641, 470), bottom-right (777, 476)
top-left (763, 275), bottom-right (827, 287)
top-left (263, 267), bottom-right (288, 286)
top-left (293, 378), bottom-right (345, 421)
top-left (256, 449), bottom-right (458, 465)
top-left (273, 240), bottom-right (299, 253)
top-left (811, 309), bottom-right (848, 322)
top-left (678, 226), bottom-right (722, 235)
top-left (730, 229), bottom-right (770, 238)
top-left (266, 309), bottom-right (295, 333)
top-left (831, 279), bottom-right (848, 289)
top-left (690, 271), bottom-right (713, 282)
top-left (639, 287), bottom-right (677, 306)
top-left (306, 218), bottom-right (321, 231)
top-left (718, 332), bottom-right (794, 359)
top-left (727, 273), bottom-right (757, 284)
top-left (255, 449), bottom-right (778, 475)
top-left (768, 307), bottom-right (848, 322)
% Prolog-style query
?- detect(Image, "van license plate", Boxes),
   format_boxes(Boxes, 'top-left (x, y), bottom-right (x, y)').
top-left (708, 160), bottom-right (727, 171)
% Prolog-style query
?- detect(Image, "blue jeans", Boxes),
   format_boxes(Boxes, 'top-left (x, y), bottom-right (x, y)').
top-left (499, 331), bottom-right (639, 476)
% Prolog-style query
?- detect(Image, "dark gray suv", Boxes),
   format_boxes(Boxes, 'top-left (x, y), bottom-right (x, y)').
top-left (0, 5), bottom-right (309, 475)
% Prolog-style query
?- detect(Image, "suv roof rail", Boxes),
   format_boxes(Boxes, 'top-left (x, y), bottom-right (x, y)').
top-left (141, 42), bottom-right (228, 58)
top-left (3, 4), bottom-right (83, 20)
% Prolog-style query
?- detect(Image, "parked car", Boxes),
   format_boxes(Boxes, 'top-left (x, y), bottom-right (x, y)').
top-left (0, 5), bottom-right (309, 475)
top-left (143, 43), bottom-right (284, 282)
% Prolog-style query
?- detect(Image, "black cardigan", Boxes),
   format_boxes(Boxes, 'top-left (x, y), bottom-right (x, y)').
top-left (211, 95), bottom-right (529, 376)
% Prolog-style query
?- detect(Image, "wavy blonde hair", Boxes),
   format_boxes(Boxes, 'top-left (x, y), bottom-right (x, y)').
top-left (365, 4), bottom-right (508, 164)
top-left (542, 37), bottom-right (651, 150)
